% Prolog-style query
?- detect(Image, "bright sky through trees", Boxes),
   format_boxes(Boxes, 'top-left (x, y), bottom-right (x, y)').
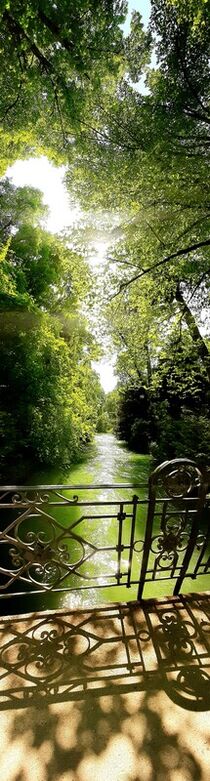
top-left (6, 157), bottom-right (78, 234)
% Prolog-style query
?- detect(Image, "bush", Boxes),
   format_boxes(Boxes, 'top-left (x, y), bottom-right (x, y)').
top-left (150, 403), bottom-right (210, 464)
top-left (129, 418), bottom-right (151, 453)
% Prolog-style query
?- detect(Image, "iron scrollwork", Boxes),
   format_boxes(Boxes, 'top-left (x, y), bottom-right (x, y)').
top-left (0, 493), bottom-right (87, 590)
top-left (11, 490), bottom-right (79, 506)
top-left (151, 515), bottom-right (190, 573)
top-left (0, 459), bottom-right (209, 601)
top-left (148, 459), bottom-right (207, 583)
top-left (159, 462), bottom-right (202, 499)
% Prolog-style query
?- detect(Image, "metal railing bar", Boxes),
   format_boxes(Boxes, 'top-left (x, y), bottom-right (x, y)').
top-left (127, 495), bottom-right (138, 588)
top-left (0, 565), bottom-right (206, 600)
top-left (193, 526), bottom-right (210, 577)
top-left (0, 580), bottom-right (130, 598)
top-left (116, 504), bottom-right (124, 585)
top-left (63, 512), bottom-right (133, 523)
top-left (174, 480), bottom-right (208, 595)
top-left (42, 501), bottom-right (141, 508)
top-left (0, 501), bottom-right (147, 509)
top-left (0, 497), bottom-right (204, 510)
top-left (0, 482), bottom-right (149, 491)
top-left (143, 570), bottom-right (205, 581)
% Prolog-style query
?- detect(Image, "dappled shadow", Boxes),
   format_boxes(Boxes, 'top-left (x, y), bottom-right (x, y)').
top-left (0, 594), bottom-right (209, 710)
top-left (144, 593), bottom-right (210, 710)
top-left (5, 688), bottom-right (203, 781)
top-left (0, 595), bottom-right (210, 779)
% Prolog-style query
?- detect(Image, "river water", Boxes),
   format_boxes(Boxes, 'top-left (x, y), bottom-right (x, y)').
top-left (2, 435), bottom-right (152, 614)
top-left (31, 433), bottom-right (150, 491)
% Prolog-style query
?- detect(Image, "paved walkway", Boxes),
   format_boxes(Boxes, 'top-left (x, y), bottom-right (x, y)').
top-left (0, 593), bottom-right (210, 780)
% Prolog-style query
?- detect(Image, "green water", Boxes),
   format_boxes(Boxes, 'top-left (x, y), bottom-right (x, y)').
top-left (30, 432), bottom-right (150, 489)
top-left (2, 434), bottom-right (152, 614)
top-left (2, 434), bottom-right (209, 614)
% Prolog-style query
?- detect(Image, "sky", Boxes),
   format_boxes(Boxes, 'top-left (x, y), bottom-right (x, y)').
top-left (6, 155), bottom-right (119, 393)
top-left (6, 1), bottom-right (152, 394)
top-left (124, 0), bottom-right (151, 33)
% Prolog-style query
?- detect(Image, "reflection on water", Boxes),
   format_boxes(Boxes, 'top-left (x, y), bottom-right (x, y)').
top-left (48, 434), bottom-right (150, 610)
top-left (83, 434), bottom-right (149, 491)
top-left (32, 433), bottom-right (150, 495)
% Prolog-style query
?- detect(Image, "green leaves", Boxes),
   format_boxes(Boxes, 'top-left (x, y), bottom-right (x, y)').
top-left (0, 1), bottom-right (127, 169)
top-left (124, 10), bottom-right (152, 82)
top-left (0, 179), bottom-right (103, 475)
top-left (1, 1), bottom-right (210, 467)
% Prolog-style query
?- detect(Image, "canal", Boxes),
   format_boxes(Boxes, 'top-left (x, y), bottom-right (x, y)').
top-left (30, 433), bottom-right (151, 491)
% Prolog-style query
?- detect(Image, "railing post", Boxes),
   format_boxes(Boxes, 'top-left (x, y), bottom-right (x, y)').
top-left (137, 477), bottom-right (156, 601)
top-left (174, 477), bottom-right (208, 594)
top-left (137, 458), bottom-right (208, 601)
top-left (127, 494), bottom-right (138, 588)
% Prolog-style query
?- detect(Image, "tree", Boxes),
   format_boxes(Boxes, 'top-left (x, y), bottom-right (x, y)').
top-left (0, 1), bottom-right (128, 170)
top-left (69, 1), bottom-right (210, 385)
top-left (0, 181), bottom-right (103, 477)
top-left (0, 177), bottom-right (46, 237)
top-left (104, 389), bottom-right (119, 432)
top-left (1, 1), bottom-right (210, 465)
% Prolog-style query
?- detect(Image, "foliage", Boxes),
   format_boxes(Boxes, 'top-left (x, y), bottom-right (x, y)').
top-left (166, 0), bottom-right (210, 37)
top-left (67, 0), bottom-right (210, 462)
top-left (1, 1), bottom-right (210, 466)
top-left (0, 181), bottom-right (103, 476)
top-left (104, 389), bottom-right (120, 432)
top-left (150, 404), bottom-right (210, 462)
top-left (112, 325), bottom-right (210, 460)
top-left (0, 1), bottom-right (128, 172)
top-left (115, 386), bottom-right (152, 453)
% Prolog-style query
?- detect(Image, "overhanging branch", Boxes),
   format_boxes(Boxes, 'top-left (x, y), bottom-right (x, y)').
top-left (112, 237), bottom-right (210, 298)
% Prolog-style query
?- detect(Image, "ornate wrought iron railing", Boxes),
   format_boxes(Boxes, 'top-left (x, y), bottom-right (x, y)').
top-left (0, 458), bottom-right (209, 610)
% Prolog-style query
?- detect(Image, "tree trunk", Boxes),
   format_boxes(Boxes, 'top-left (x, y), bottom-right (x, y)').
top-left (175, 282), bottom-right (210, 382)
top-left (145, 342), bottom-right (152, 385)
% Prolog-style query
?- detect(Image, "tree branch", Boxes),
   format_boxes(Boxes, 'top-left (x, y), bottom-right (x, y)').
top-left (187, 269), bottom-right (210, 305)
top-left (3, 10), bottom-right (54, 75)
top-left (107, 256), bottom-right (140, 268)
top-left (175, 282), bottom-right (210, 380)
top-left (144, 220), bottom-right (166, 248)
top-left (37, 7), bottom-right (90, 80)
top-left (173, 214), bottom-right (210, 246)
top-left (112, 237), bottom-right (210, 297)
top-left (0, 87), bottom-right (22, 121)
